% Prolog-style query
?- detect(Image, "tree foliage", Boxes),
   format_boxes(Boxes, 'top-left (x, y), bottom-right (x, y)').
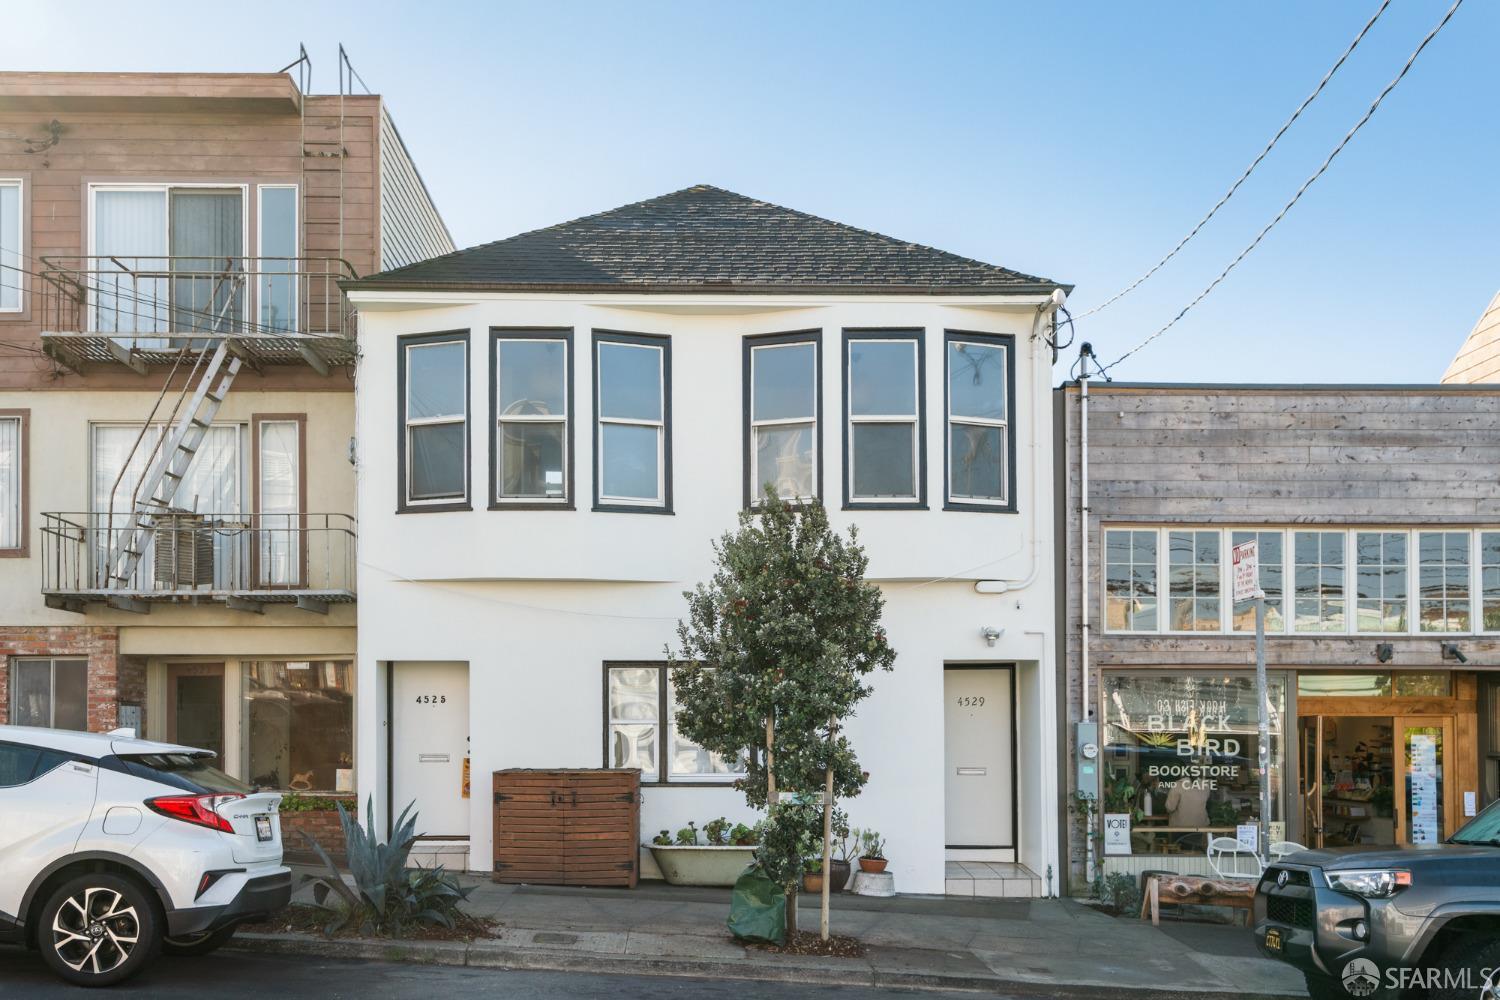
top-left (669, 495), bottom-right (896, 889)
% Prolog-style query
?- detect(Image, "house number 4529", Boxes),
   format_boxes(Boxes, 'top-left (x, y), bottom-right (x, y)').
top-left (957, 696), bottom-right (985, 707)
top-left (414, 694), bottom-right (447, 704)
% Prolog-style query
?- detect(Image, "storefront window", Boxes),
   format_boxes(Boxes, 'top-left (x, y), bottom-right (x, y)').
top-left (1102, 672), bottom-right (1286, 856)
top-left (1296, 672), bottom-right (1452, 699)
top-left (243, 660), bottom-right (353, 792)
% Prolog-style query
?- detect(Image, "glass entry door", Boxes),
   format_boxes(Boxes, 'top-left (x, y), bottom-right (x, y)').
top-left (167, 663), bottom-right (224, 761)
top-left (1300, 716), bottom-right (1324, 848)
top-left (1396, 716), bottom-right (1454, 846)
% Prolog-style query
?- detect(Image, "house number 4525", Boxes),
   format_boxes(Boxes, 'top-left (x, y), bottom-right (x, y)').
top-left (414, 694), bottom-right (447, 704)
top-left (956, 696), bottom-right (985, 707)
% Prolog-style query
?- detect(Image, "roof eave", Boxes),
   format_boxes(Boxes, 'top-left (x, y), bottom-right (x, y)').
top-left (341, 279), bottom-right (1073, 297)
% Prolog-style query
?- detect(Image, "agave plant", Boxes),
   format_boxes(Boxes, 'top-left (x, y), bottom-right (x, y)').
top-left (302, 796), bottom-right (472, 936)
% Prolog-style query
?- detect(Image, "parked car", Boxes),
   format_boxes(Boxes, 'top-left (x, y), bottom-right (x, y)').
top-left (0, 725), bottom-right (289, 986)
top-left (1253, 800), bottom-right (1500, 1000)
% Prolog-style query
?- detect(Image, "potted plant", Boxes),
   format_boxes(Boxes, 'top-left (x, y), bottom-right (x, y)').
top-left (829, 817), bottom-right (853, 892)
top-left (802, 857), bottom-right (825, 894)
top-left (646, 817), bottom-right (759, 886)
top-left (858, 829), bottom-right (887, 873)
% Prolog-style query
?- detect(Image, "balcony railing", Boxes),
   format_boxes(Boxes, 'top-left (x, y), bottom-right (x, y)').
top-left (38, 256), bottom-right (358, 371)
top-left (41, 511), bottom-right (356, 613)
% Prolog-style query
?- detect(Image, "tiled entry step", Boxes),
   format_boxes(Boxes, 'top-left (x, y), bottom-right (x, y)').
top-left (945, 861), bottom-right (1040, 898)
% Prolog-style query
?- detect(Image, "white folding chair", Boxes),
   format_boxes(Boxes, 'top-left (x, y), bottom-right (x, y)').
top-left (1207, 836), bottom-right (1264, 881)
top-left (1270, 841), bottom-right (1308, 862)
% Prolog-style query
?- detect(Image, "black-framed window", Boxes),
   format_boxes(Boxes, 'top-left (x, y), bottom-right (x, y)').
top-left (490, 328), bottom-right (573, 509)
top-left (944, 331), bottom-right (1015, 511)
top-left (9, 658), bottom-right (88, 730)
top-left (842, 329), bottom-right (925, 509)
top-left (743, 330), bottom-right (820, 506)
top-left (397, 330), bottom-right (470, 512)
top-left (592, 331), bottom-right (671, 513)
top-left (1483, 675), bottom-right (1500, 806)
top-left (603, 663), bottom-right (742, 785)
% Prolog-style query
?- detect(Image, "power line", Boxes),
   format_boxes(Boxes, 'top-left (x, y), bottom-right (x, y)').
top-left (1080, 0), bottom-right (1393, 319)
top-left (1099, 0), bottom-right (1465, 375)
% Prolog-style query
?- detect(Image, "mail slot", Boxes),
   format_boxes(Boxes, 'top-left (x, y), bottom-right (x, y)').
top-left (418, 753), bottom-right (450, 763)
top-left (956, 766), bottom-right (986, 776)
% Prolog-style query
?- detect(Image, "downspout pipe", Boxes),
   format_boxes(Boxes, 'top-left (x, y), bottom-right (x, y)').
top-left (973, 289), bottom-right (1066, 596)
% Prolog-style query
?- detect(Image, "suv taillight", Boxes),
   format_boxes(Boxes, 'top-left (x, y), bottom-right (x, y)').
top-left (145, 793), bottom-right (244, 833)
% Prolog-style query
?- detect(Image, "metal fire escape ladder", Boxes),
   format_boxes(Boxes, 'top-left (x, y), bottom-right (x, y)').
top-left (108, 340), bottom-right (242, 588)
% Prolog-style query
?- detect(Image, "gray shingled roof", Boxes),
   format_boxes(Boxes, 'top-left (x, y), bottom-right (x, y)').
top-left (346, 184), bottom-right (1065, 295)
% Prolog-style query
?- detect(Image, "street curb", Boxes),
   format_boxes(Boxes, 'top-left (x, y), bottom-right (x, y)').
top-left (231, 931), bottom-right (1302, 998)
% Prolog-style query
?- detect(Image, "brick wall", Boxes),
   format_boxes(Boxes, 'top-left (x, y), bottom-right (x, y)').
top-left (0, 626), bottom-right (121, 731)
top-left (281, 797), bottom-right (358, 860)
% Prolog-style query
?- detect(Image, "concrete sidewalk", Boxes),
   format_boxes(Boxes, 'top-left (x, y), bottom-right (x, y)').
top-left (232, 875), bottom-right (1308, 997)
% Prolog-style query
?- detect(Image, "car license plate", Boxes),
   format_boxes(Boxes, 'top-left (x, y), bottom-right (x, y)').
top-left (1264, 928), bottom-right (1283, 953)
top-left (254, 815), bottom-right (272, 842)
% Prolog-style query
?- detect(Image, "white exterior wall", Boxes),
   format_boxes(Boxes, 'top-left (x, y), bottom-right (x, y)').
top-left (351, 292), bottom-right (1060, 895)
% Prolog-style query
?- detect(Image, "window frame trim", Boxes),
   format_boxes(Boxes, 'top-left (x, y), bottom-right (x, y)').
top-left (254, 183), bottom-right (300, 332)
top-left (1415, 528), bottom-right (1475, 635)
top-left (0, 177), bottom-right (25, 316)
top-left (742, 329), bottom-right (823, 509)
top-left (841, 328), bottom-right (927, 510)
top-left (591, 330), bottom-right (673, 515)
top-left (396, 329), bottom-right (472, 513)
top-left (250, 413), bottom-right (307, 588)
top-left (601, 662), bottom-right (741, 787)
top-left (1163, 527), bottom-right (1224, 635)
top-left (1481, 530), bottom-right (1500, 636)
top-left (488, 327), bottom-right (575, 511)
top-left (942, 330), bottom-right (1016, 513)
top-left (0, 408), bottom-right (28, 557)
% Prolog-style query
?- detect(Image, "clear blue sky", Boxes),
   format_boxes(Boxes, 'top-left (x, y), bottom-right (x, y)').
top-left (6, 1), bottom-right (1495, 382)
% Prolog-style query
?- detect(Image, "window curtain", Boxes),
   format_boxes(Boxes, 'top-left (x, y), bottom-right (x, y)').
top-left (0, 416), bottom-right (18, 549)
top-left (258, 420), bottom-right (300, 586)
top-left (0, 184), bottom-right (19, 310)
top-left (170, 190), bottom-right (243, 333)
top-left (94, 189), bottom-right (167, 342)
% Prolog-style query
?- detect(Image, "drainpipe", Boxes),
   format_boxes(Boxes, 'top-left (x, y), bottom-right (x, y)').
top-left (972, 290), bottom-right (1065, 596)
top-left (1077, 344), bottom-right (1096, 884)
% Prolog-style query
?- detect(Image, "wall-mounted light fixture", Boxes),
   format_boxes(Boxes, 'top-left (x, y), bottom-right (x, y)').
top-left (1441, 643), bottom-right (1468, 664)
top-left (1375, 643), bottom-right (1394, 663)
top-left (981, 626), bottom-right (1004, 647)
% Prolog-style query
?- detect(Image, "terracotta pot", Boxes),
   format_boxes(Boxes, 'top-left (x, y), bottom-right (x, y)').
top-left (859, 857), bottom-right (888, 874)
top-left (803, 872), bottom-right (824, 893)
top-left (829, 859), bottom-right (852, 893)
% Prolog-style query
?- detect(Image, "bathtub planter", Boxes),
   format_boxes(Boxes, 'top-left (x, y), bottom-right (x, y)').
top-left (647, 843), bottom-right (758, 886)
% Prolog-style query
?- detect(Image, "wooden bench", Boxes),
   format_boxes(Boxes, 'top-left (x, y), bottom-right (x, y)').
top-left (1139, 874), bottom-right (1256, 927)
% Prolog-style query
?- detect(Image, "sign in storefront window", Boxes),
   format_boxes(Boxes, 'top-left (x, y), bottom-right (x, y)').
top-left (1102, 672), bottom-right (1286, 856)
top-left (243, 660), bottom-right (353, 793)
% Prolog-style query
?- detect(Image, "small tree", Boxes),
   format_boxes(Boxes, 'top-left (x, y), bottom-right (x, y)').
top-left (671, 495), bottom-right (895, 939)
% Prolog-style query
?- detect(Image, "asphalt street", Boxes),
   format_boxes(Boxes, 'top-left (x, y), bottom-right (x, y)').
top-left (0, 948), bottom-right (1053, 999)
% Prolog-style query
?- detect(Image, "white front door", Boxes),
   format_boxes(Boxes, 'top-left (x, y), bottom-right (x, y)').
top-left (944, 667), bottom-right (1015, 850)
top-left (392, 661), bottom-right (469, 839)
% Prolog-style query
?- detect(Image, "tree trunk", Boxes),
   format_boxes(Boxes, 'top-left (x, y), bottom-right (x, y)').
top-left (820, 763), bottom-right (834, 941)
top-left (767, 715), bottom-right (796, 935)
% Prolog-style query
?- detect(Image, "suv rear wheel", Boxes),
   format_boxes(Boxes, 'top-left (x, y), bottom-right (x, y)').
top-left (36, 873), bottom-right (161, 987)
top-left (162, 924), bottom-right (237, 956)
top-left (1431, 933), bottom-right (1500, 1000)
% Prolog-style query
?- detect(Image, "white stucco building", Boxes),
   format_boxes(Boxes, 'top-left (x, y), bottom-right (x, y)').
top-left (345, 185), bottom-right (1068, 896)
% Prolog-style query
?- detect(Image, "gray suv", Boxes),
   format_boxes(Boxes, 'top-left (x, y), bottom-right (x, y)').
top-left (1254, 801), bottom-right (1500, 1000)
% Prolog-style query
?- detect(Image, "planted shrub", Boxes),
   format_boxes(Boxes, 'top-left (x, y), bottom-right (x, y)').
top-left (674, 822), bottom-right (699, 846)
top-left (302, 797), bottom-right (472, 937)
top-left (704, 816), bottom-right (731, 846)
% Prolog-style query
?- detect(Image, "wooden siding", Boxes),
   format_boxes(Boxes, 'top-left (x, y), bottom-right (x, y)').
top-left (378, 107), bottom-right (454, 270)
top-left (1056, 383), bottom-right (1500, 892)
top-left (1444, 289), bottom-right (1500, 384)
top-left (0, 79), bottom-right (444, 391)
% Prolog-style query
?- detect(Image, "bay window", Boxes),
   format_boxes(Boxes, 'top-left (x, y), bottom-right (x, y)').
top-left (1418, 530), bottom-right (1471, 632)
top-left (594, 332), bottom-right (670, 512)
top-left (399, 331), bottom-right (469, 509)
top-left (945, 332), bottom-right (1013, 509)
top-left (492, 329), bottom-right (571, 506)
top-left (605, 663), bottom-right (740, 783)
top-left (844, 330), bottom-right (923, 507)
top-left (745, 332), bottom-right (818, 504)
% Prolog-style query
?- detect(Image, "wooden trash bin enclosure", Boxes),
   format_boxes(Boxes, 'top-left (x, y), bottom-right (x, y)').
top-left (492, 768), bottom-right (640, 887)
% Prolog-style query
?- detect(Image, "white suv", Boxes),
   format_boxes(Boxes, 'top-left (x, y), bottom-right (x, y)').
top-left (0, 724), bottom-right (289, 987)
